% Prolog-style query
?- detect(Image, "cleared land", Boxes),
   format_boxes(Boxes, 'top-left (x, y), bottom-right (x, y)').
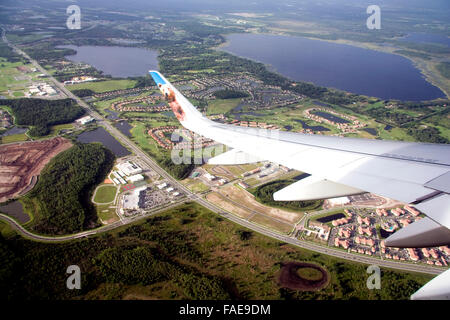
top-left (67, 79), bottom-right (137, 93)
top-left (0, 137), bottom-right (72, 202)
top-left (220, 184), bottom-right (303, 224)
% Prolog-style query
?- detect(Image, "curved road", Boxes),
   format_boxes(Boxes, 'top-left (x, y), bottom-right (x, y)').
top-left (0, 27), bottom-right (446, 276)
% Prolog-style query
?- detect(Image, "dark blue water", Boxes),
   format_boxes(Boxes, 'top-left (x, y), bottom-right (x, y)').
top-left (312, 111), bottom-right (350, 124)
top-left (0, 201), bottom-right (30, 223)
top-left (114, 121), bottom-right (132, 137)
top-left (1, 127), bottom-right (28, 136)
top-left (77, 127), bottom-right (130, 157)
top-left (59, 45), bottom-right (159, 78)
top-left (362, 128), bottom-right (377, 135)
top-left (317, 213), bottom-right (346, 223)
top-left (221, 34), bottom-right (445, 101)
top-left (399, 33), bottom-right (450, 47)
top-left (294, 119), bottom-right (330, 132)
top-left (105, 109), bottom-right (119, 120)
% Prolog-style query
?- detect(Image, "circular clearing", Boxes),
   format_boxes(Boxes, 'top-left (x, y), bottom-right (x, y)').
top-left (278, 262), bottom-right (329, 291)
top-left (93, 185), bottom-right (117, 204)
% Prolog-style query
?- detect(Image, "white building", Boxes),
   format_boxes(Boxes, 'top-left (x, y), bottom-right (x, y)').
top-left (127, 174), bottom-right (144, 183)
top-left (166, 187), bottom-right (174, 192)
top-left (204, 173), bottom-right (216, 181)
top-left (328, 196), bottom-right (350, 206)
top-left (117, 161), bottom-right (142, 176)
top-left (157, 182), bottom-right (167, 190)
top-left (122, 186), bottom-right (147, 210)
top-left (76, 116), bottom-right (95, 125)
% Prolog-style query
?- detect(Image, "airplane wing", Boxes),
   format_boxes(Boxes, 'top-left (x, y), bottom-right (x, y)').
top-left (150, 70), bottom-right (450, 299)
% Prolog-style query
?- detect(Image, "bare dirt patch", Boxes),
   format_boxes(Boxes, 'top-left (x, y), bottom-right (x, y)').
top-left (0, 137), bottom-right (73, 202)
top-left (278, 262), bottom-right (329, 291)
top-left (220, 185), bottom-right (303, 223)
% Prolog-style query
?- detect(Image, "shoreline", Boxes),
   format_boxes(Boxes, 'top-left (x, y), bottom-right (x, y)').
top-left (218, 31), bottom-right (449, 101)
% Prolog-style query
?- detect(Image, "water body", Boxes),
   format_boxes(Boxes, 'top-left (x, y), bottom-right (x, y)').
top-left (231, 111), bottom-right (266, 120)
top-left (59, 45), bottom-right (159, 78)
top-left (316, 213), bottom-right (346, 224)
top-left (221, 33), bottom-right (445, 101)
top-left (362, 128), bottom-right (377, 136)
top-left (0, 201), bottom-right (30, 224)
top-left (294, 119), bottom-right (330, 132)
top-left (399, 33), bottom-right (450, 47)
top-left (77, 127), bottom-right (131, 157)
top-left (312, 111), bottom-right (350, 124)
top-left (1, 126), bottom-right (28, 137)
top-left (114, 121), bottom-right (133, 137)
top-left (105, 109), bottom-right (119, 120)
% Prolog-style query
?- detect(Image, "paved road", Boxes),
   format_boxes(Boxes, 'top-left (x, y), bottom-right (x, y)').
top-left (0, 27), bottom-right (445, 276)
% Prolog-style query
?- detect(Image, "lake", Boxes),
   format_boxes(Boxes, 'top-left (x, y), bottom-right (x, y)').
top-left (294, 119), bottom-right (330, 132)
top-left (114, 121), bottom-right (133, 137)
top-left (362, 128), bottom-right (377, 136)
top-left (1, 126), bottom-right (28, 136)
top-left (399, 33), bottom-right (450, 47)
top-left (0, 200), bottom-right (30, 224)
top-left (220, 33), bottom-right (445, 101)
top-left (77, 127), bottom-right (131, 157)
top-left (312, 111), bottom-right (350, 124)
top-left (59, 45), bottom-right (159, 78)
top-left (316, 213), bottom-right (346, 224)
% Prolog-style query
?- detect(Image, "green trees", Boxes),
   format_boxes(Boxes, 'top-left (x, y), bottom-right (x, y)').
top-left (26, 143), bottom-right (115, 235)
top-left (251, 180), bottom-right (323, 211)
top-left (71, 89), bottom-right (96, 97)
top-left (3, 98), bottom-right (84, 136)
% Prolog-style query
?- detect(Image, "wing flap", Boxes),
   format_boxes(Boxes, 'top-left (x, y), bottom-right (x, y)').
top-left (207, 148), bottom-right (265, 165)
top-left (273, 175), bottom-right (364, 201)
top-left (415, 193), bottom-right (450, 229)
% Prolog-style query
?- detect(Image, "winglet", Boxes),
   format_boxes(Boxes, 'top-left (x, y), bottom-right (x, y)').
top-left (149, 70), bottom-right (166, 87)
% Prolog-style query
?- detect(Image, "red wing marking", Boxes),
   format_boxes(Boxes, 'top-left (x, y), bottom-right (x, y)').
top-left (169, 100), bottom-right (185, 121)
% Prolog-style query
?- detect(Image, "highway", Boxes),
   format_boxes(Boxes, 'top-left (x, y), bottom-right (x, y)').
top-left (0, 27), bottom-right (445, 276)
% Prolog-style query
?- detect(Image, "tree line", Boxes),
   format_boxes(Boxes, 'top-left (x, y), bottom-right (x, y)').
top-left (3, 98), bottom-right (84, 136)
top-left (24, 143), bottom-right (115, 235)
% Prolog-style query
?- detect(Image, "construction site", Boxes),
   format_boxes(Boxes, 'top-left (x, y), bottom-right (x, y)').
top-left (0, 137), bottom-right (73, 203)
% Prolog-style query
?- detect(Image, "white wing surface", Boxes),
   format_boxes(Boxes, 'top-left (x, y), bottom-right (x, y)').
top-left (149, 70), bottom-right (450, 249)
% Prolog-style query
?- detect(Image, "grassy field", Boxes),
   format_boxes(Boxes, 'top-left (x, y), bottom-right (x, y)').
top-left (206, 98), bottom-right (242, 115)
top-left (0, 133), bottom-right (29, 144)
top-left (186, 181), bottom-right (210, 193)
top-left (67, 79), bottom-right (137, 93)
top-left (96, 204), bottom-right (119, 224)
top-left (297, 267), bottom-right (324, 281)
top-left (93, 185), bottom-right (117, 204)
top-left (0, 59), bottom-right (33, 97)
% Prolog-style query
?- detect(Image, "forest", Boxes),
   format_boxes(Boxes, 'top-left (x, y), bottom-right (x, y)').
top-left (0, 43), bottom-right (23, 63)
top-left (0, 202), bottom-right (430, 300)
top-left (71, 89), bottom-right (96, 97)
top-left (250, 180), bottom-right (323, 212)
top-left (23, 143), bottom-right (115, 235)
top-left (3, 98), bottom-right (84, 136)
